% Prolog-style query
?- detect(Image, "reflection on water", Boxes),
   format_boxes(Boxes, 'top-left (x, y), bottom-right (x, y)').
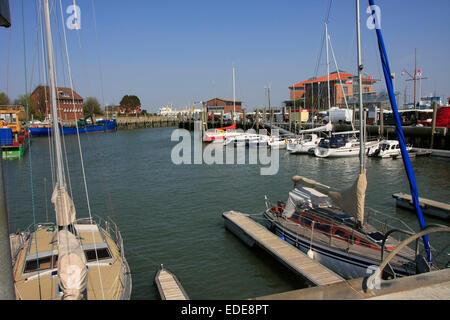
top-left (4, 127), bottom-right (449, 299)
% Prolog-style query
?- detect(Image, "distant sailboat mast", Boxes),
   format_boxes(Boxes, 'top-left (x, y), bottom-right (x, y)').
top-left (325, 23), bottom-right (331, 121)
top-left (356, 0), bottom-right (365, 173)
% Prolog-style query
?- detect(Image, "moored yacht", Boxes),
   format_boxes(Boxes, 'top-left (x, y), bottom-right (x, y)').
top-left (369, 140), bottom-right (412, 158)
top-left (263, 175), bottom-right (418, 279)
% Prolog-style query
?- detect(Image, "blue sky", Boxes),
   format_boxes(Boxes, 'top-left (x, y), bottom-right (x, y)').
top-left (1, 0), bottom-right (449, 112)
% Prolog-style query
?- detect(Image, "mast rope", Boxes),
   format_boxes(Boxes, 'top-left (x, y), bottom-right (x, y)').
top-left (22, 0), bottom-right (42, 299)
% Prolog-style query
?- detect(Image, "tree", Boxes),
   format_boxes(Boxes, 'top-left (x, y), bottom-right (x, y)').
top-left (83, 97), bottom-right (103, 115)
top-left (119, 95), bottom-right (141, 113)
top-left (14, 94), bottom-right (40, 120)
top-left (0, 92), bottom-right (10, 106)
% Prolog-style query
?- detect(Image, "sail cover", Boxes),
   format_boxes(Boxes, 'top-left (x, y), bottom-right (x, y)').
top-left (51, 185), bottom-right (76, 227)
top-left (298, 122), bottom-right (333, 134)
top-left (57, 229), bottom-right (88, 300)
top-left (292, 171), bottom-right (367, 226)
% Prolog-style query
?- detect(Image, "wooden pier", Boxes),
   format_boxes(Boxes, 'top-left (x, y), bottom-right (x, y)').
top-left (155, 265), bottom-right (189, 300)
top-left (393, 193), bottom-right (450, 220)
top-left (223, 211), bottom-right (343, 286)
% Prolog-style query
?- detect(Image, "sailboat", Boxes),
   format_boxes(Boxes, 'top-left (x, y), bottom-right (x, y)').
top-left (286, 123), bottom-right (332, 154)
top-left (8, 0), bottom-right (131, 300)
top-left (262, 0), bottom-right (434, 280)
top-left (310, 23), bottom-right (379, 158)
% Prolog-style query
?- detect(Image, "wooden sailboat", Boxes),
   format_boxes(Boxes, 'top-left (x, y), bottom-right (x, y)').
top-left (8, 0), bottom-right (131, 300)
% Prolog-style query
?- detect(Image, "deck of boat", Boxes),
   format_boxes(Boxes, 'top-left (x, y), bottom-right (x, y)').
top-left (155, 265), bottom-right (189, 300)
top-left (223, 211), bottom-right (343, 286)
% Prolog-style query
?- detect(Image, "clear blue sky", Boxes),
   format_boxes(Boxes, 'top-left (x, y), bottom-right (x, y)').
top-left (1, 0), bottom-right (449, 112)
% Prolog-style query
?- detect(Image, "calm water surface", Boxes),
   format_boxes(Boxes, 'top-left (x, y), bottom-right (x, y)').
top-left (4, 127), bottom-right (449, 299)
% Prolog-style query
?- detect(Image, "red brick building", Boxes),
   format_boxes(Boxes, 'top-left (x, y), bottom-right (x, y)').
top-left (289, 72), bottom-right (376, 108)
top-left (30, 86), bottom-right (84, 120)
top-left (206, 98), bottom-right (242, 113)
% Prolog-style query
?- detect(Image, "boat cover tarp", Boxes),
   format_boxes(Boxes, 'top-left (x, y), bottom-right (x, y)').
top-left (57, 230), bottom-right (88, 300)
top-left (291, 170), bottom-right (367, 225)
top-left (298, 122), bottom-right (333, 134)
top-left (51, 185), bottom-right (76, 227)
top-left (283, 191), bottom-right (305, 218)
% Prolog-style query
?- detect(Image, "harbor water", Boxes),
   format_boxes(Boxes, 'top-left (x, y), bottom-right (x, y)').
top-left (4, 126), bottom-right (449, 299)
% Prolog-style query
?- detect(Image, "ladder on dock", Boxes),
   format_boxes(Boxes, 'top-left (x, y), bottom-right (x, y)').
top-left (155, 265), bottom-right (189, 300)
top-left (223, 211), bottom-right (343, 286)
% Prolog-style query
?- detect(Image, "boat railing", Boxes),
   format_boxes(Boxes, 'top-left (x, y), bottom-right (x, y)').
top-left (264, 203), bottom-right (427, 255)
top-left (366, 224), bottom-right (450, 289)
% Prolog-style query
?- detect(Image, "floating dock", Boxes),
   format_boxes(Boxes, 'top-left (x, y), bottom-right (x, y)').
top-left (393, 193), bottom-right (450, 220)
top-left (223, 211), bottom-right (343, 286)
top-left (155, 265), bottom-right (189, 300)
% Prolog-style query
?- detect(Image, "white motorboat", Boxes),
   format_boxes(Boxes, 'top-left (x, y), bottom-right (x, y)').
top-left (369, 140), bottom-right (412, 158)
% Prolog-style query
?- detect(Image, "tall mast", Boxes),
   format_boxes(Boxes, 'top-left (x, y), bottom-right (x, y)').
top-left (356, 0), bottom-right (365, 173)
top-left (43, 0), bottom-right (64, 188)
top-left (326, 23), bottom-right (331, 116)
top-left (232, 66), bottom-right (236, 123)
top-left (414, 48), bottom-right (417, 108)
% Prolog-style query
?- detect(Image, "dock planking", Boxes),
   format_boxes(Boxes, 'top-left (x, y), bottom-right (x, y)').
top-left (155, 265), bottom-right (189, 300)
top-left (223, 211), bottom-right (343, 286)
top-left (392, 193), bottom-right (450, 220)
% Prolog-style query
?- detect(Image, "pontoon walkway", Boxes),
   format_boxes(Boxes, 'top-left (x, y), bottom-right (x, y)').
top-left (392, 193), bottom-right (450, 220)
top-left (223, 211), bottom-right (343, 286)
top-left (155, 265), bottom-right (189, 300)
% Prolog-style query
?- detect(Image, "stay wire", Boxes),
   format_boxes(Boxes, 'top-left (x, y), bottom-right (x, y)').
top-left (22, 0), bottom-right (42, 300)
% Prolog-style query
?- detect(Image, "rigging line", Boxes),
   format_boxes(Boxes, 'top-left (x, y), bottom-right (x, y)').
top-left (27, 0), bottom-right (42, 105)
top-left (5, 0), bottom-right (16, 100)
top-left (58, 0), bottom-right (106, 300)
top-left (91, 0), bottom-right (105, 108)
top-left (37, 0), bottom-right (56, 189)
top-left (22, 0), bottom-right (41, 300)
top-left (313, 0), bottom-right (333, 79)
top-left (52, 0), bottom-right (67, 88)
top-left (327, 30), bottom-right (355, 131)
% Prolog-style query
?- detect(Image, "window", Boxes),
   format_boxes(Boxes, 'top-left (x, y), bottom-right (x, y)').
top-left (334, 229), bottom-right (347, 239)
top-left (364, 87), bottom-right (370, 93)
top-left (315, 222), bottom-right (331, 233)
top-left (24, 255), bottom-right (57, 273)
top-left (301, 216), bottom-right (312, 226)
top-left (343, 86), bottom-right (348, 95)
top-left (291, 213), bottom-right (299, 220)
top-left (84, 248), bottom-right (112, 262)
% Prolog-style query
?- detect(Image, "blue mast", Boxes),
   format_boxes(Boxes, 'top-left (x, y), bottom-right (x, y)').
top-left (367, 0), bottom-right (431, 263)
